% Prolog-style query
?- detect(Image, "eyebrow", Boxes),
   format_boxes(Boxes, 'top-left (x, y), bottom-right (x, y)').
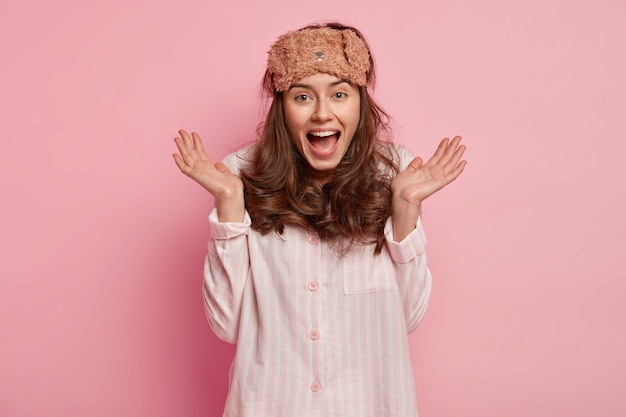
top-left (290, 79), bottom-right (350, 89)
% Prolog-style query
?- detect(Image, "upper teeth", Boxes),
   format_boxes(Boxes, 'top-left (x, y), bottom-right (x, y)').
top-left (310, 131), bottom-right (337, 137)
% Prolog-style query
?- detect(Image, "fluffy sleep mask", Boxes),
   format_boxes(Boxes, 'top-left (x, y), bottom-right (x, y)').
top-left (267, 26), bottom-right (371, 92)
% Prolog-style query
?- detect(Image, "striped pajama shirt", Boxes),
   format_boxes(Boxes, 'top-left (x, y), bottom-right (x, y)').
top-left (203, 145), bottom-right (432, 417)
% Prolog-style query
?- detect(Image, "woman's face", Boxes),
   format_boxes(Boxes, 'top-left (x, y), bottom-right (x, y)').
top-left (283, 72), bottom-right (361, 182)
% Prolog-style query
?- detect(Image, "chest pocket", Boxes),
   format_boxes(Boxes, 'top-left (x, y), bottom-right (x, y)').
top-left (342, 246), bottom-right (400, 295)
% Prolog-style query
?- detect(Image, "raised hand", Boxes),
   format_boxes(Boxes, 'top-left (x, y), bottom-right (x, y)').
top-left (173, 130), bottom-right (244, 222)
top-left (391, 136), bottom-right (467, 241)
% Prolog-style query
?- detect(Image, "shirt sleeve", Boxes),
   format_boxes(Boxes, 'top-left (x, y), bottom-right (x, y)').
top-left (383, 216), bottom-right (432, 333)
top-left (202, 204), bottom-right (252, 344)
top-left (383, 144), bottom-right (433, 332)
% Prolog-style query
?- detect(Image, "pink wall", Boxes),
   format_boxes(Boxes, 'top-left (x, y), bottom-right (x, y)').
top-left (1, 0), bottom-right (624, 416)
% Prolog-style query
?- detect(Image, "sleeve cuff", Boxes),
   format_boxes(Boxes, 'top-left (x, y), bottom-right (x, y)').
top-left (208, 208), bottom-right (251, 239)
top-left (384, 216), bottom-right (427, 263)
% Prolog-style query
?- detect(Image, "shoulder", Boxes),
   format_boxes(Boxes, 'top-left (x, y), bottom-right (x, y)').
top-left (377, 142), bottom-right (415, 172)
top-left (221, 144), bottom-right (255, 176)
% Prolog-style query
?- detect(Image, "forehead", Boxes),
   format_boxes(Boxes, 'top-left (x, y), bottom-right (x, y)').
top-left (289, 73), bottom-right (354, 90)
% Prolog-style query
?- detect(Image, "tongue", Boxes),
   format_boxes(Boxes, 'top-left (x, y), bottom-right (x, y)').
top-left (309, 134), bottom-right (337, 150)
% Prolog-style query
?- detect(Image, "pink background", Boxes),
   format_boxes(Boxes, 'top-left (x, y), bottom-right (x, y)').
top-left (1, 0), bottom-right (625, 416)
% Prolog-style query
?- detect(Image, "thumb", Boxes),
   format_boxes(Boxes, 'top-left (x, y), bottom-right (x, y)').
top-left (407, 157), bottom-right (423, 171)
top-left (214, 162), bottom-right (231, 174)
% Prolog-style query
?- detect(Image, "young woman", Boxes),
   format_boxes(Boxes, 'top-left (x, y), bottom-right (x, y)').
top-left (173, 22), bottom-right (466, 417)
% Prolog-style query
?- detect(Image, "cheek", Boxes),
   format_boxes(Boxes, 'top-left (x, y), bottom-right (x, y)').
top-left (283, 111), bottom-right (304, 152)
top-left (345, 105), bottom-right (361, 133)
top-left (283, 107), bottom-right (302, 137)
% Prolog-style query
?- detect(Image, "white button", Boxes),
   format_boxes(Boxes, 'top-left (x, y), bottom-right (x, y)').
top-left (311, 381), bottom-right (321, 392)
top-left (309, 330), bottom-right (319, 340)
top-left (307, 234), bottom-right (318, 244)
top-left (307, 281), bottom-right (318, 291)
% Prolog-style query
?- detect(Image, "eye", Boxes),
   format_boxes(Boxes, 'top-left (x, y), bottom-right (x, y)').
top-left (294, 94), bottom-right (310, 102)
top-left (333, 92), bottom-right (347, 99)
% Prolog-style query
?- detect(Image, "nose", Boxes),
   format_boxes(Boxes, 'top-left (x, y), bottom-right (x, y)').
top-left (312, 98), bottom-right (333, 122)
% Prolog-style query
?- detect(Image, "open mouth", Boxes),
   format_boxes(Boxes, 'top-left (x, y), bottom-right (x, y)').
top-left (307, 130), bottom-right (340, 155)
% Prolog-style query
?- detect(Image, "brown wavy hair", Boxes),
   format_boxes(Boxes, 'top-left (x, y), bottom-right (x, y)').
top-left (240, 22), bottom-right (399, 254)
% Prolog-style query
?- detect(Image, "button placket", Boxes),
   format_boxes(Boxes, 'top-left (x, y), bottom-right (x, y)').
top-left (306, 230), bottom-right (322, 395)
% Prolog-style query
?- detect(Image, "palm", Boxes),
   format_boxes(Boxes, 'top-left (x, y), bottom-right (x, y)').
top-left (392, 136), bottom-right (466, 205)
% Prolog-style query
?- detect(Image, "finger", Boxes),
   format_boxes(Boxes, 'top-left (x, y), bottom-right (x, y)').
top-left (191, 132), bottom-right (209, 162)
top-left (173, 136), bottom-right (196, 164)
top-left (443, 159), bottom-right (467, 186)
top-left (438, 135), bottom-right (463, 164)
top-left (178, 129), bottom-right (190, 140)
top-left (426, 137), bottom-right (450, 165)
top-left (456, 159), bottom-right (467, 175)
top-left (406, 157), bottom-right (423, 172)
top-left (174, 130), bottom-right (192, 154)
top-left (215, 161), bottom-right (231, 174)
top-left (172, 153), bottom-right (191, 175)
top-left (173, 136), bottom-right (190, 157)
top-left (432, 136), bottom-right (464, 171)
top-left (179, 129), bottom-right (194, 149)
top-left (443, 143), bottom-right (466, 172)
top-left (450, 159), bottom-right (467, 181)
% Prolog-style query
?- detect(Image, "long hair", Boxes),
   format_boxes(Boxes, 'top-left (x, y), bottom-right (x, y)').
top-left (240, 23), bottom-right (399, 254)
